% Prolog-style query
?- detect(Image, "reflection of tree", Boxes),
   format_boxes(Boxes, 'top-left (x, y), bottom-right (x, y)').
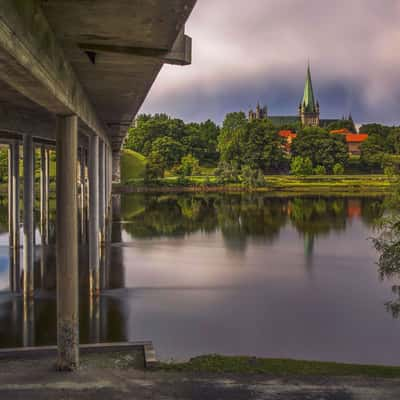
top-left (0, 197), bottom-right (8, 234)
top-left (289, 197), bottom-right (347, 237)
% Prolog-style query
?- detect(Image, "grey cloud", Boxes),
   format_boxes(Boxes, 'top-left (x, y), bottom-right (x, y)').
top-left (142, 0), bottom-right (400, 126)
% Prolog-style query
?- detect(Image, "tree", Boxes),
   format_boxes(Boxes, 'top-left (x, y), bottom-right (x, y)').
top-left (151, 136), bottom-right (184, 170)
top-left (291, 127), bottom-right (348, 172)
top-left (327, 119), bottom-right (356, 132)
top-left (290, 156), bottom-right (313, 176)
top-left (360, 135), bottom-right (385, 171)
top-left (144, 152), bottom-right (165, 182)
top-left (217, 112), bottom-right (247, 164)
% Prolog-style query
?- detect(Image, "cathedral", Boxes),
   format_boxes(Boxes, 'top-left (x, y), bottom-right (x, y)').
top-left (248, 64), bottom-right (347, 128)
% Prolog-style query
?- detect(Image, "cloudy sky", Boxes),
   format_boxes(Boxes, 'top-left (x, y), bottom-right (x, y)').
top-left (141, 0), bottom-right (400, 126)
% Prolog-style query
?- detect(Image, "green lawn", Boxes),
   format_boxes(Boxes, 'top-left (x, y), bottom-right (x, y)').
top-left (159, 354), bottom-right (400, 378)
top-left (120, 149), bottom-right (147, 184)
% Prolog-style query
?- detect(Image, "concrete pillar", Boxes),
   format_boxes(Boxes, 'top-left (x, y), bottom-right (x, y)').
top-left (11, 142), bottom-right (20, 292)
top-left (79, 146), bottom-right (86, 243)
top-left (8, 145), bottom-right (12, 247)
top-left (40, 147), bottom-right (49, 245)
top-left (56, 115), bottom-right (79, 371)
top-left (89, 134), bottom-right (100, 295)
top-left (112, 150), bottom-right (121, 183)
top-left (23, 135), bottom-right (34, 298)
top-left (99, 141), bottom-right (105, 243)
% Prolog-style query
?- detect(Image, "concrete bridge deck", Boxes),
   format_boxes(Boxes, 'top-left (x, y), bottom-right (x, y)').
top-left (0, 0), bottom-right (196, 370)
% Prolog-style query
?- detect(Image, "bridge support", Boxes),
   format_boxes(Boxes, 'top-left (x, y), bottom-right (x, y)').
top-left (99, 140), bottom-right (105, 244)
top-left (8, 141), bottom-right (20, 292)
top-left (112, 150), bottom-right (121, 184)
top-left (89, 135), bottom-right (100, 295)
top-left (56, 115), bottom-right (79, 371)
top-left (40, 147), bottom-right (49, 245)
top-left (23, 135), bottom-right (34, 298)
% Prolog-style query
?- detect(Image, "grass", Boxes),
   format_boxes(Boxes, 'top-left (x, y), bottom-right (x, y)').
top-left (158, 354), bottom-right (400, 378)
top-left (120, 149), bottom-right (147, 184)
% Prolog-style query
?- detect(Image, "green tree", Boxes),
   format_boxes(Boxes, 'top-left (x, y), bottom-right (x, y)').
top-left (360, 135), bottom-right (385, 171)
top-left (217, 112), bottom-right (247, 164)
top-left (291, 127), bottom-right (348, 172)
top-left (326, 119), bottom-right (356, 132)
top-left (151, 136), bottom-right (184, 170)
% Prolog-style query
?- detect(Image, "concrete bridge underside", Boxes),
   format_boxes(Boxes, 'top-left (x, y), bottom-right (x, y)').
top-left (0, 0), bottom-right (196, 370)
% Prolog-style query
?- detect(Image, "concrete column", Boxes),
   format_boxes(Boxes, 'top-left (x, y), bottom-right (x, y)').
top-left (40, 146), bottom-right (49, 245)
top-left (11, 142), bottom-right (20, 292)
top-left (112, 150), bottom-right (121, 183)
top-left (79, 146), bottom-right (86, 243)
top-left (56, 115), bottom-right (79, 371)
top-left (23, 135), bottom-right (34, 298)
top-left (8, 145), bottom-right (13, 248)
top-left (99, 141), bottom-right (105, 243)
top-left (89, 134), bottom-right (100, 295)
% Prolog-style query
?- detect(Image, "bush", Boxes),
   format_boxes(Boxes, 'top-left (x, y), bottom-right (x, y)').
top-left (177, 154), bottom-right (200, 177)
top-left (290, 156), bottom-right (313, 176)
top-left (314, 165), bottom-right (326, 175)
top-left (214, 161), bottom-right (240, 184)
top-left (333, 163), bottom-right (345, 175)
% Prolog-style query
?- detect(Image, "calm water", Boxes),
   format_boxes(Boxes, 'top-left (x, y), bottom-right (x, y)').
top-left (0, 193), bottom-right (399, 365)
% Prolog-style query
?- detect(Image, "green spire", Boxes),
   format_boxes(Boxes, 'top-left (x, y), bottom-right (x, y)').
top-left (301, 64), bottom-right (317, 113)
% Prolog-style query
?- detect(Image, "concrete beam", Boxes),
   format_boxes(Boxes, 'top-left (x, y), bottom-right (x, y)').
top-left (78, 28), bottom-right (192, 66)
top-left (0, 1), bottom-right (109, 144)
top-left (56, 115), bottom-right (79, 371)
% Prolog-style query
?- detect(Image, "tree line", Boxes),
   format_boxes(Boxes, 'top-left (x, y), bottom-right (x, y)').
top-left (122, 113), bottom-right (400, 180)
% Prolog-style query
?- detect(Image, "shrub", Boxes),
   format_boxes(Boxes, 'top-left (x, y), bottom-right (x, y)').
top-left (177, 154), bottom-right (200, 177)
top-left (290, 156), bottom-right (313, 176)
top-left (314, 165), bottom-right (326, 175)
top-left (333, 163), bottom-right (344, 175)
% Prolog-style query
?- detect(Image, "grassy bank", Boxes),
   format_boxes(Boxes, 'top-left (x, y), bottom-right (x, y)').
top-left (159, 354), bottom-right (400, 378)
top-left (117, 174), bottom-right (392, 194)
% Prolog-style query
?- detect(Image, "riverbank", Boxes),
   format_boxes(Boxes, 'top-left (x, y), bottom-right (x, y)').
top-left (1, 354), bottom-right (400, 399)
top-left (115, 174), bottom-right (392, 194)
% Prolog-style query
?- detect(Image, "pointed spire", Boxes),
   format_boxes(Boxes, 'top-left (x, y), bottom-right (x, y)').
top-left (301, 63), bottom-right (317, 113)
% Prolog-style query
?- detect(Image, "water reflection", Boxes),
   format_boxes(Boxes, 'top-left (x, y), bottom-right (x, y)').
top-left (0, 192), bottom-right (399, 365)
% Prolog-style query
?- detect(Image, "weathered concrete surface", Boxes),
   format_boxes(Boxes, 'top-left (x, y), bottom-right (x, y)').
top-left (0, 358), bottom-right (399, 399)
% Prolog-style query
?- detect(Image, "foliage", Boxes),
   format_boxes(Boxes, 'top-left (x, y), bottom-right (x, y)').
top-left (314, 165), bottom-right (326, 175)
top-left (124, 114), bottom-right (219, 167)
top-left (218, 116), bottom-right (287, 172)
top-left (217, 112), bottom-right (247, 164)
top-left (214, 161), bottom-right (240, 184)
top-left (177, 154), bottom-right (200, 177)
top-left (360, 135), bottom-right (385, 171)
top-left (144, 151), bottom-right (165, 182)
top-left (290, 156), bottom-right (313, 176)
top-left (332, 163), bottom-right (344, 175)
top-left (326, 119), bottom-right (356, 133)
top-left (241, 166), bottom-right (265, 188)
top-left (291, 127), bottom-right (348, 172)
top-left (0, 148), bottom-right (7, 183)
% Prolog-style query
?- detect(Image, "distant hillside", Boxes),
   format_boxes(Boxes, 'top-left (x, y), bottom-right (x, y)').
top-left (121, 149), bottom-right (146, 183)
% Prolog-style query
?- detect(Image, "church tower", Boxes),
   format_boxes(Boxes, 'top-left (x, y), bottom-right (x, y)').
top-left (299, 64), bottom-right (320, 127)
